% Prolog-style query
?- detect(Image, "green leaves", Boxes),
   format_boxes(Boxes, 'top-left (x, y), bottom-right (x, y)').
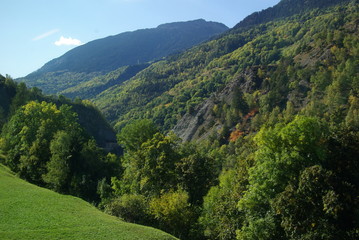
top-left (149, 189), bottom-right (194, 239)
top-left (247, 117), bottom-right (326, 201)
top-left (238, 116), bottom-right (328, 238)
top-left (1, 101), bottom-right (116, 201)
top-left (117, 119), bottom-right (159, 152)
top-left (43, 131), bottom-right (72, 192)
top-left (272, 165), bottom-right (345, 239)
top-left (117, 131), bottom-right (179, 196)
top-left (200, 169), bottom-right (244, 240)
top-left (105, 194), bottom-right (149, 224)
top-left (2, 101), bottom-right (80, 183)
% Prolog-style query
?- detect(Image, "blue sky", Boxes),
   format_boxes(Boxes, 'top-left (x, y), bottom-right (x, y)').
top-left (0, 0), bottom-right (280, 78)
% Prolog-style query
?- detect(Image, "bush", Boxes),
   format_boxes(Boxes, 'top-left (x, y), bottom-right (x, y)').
top-left (149, 189), bottom-right (195, 239)
top-left (105, 194), bottom-right (150, 224)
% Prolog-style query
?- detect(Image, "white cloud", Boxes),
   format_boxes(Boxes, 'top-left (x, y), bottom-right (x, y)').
top-left (33, 29), bottom-right (60, 41)
top-left (54, 36), bottom-right (82, 46)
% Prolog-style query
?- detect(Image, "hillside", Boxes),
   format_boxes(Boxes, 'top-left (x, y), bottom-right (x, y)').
top-left (2, 0), bottom-right (358, 239)
top-left (233, 0), bottom-right (348, 29)
top-left (0, 75), bottom-right (118, 151)
top-left (61, 64), bottom-right (150, 100)
top-left (19, 19), bottom-right (228, 95)
top-left (90, 1), bottom-right (359, 238)
top-left (0, 164), bottom-right (176, 240)
top-left (92, 0), bottom-right (356, 134)
top-left (0, 75), bottom-right (124, 204)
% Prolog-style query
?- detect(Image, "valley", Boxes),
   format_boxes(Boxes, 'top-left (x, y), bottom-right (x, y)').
top-left (1, 0), bottom-right (358, 239)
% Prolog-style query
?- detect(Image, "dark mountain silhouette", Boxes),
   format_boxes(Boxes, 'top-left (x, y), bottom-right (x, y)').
top-left (20, 19), bottom-right (228, 94)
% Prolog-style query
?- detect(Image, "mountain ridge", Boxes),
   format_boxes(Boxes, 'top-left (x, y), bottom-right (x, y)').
top-left (90, 0), bottom-right (356, 134)
top-left (36, 19), bottom-right (228, 74)
top-left (20, 19), bottom-right (228, 95)
top-left (233, 0), bottom-right (351, 30)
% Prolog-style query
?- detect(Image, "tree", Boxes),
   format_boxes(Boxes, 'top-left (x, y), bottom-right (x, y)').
top-left (273, 164), bottom-right (359, 240)
top-left (1, 101), bottom-right (115, 201)
top-left (237, 116), bottom-right (327, 239)
top-left (345, 96), bottom-right (359, 129)
top-left (105, 194), bottom-right (150, 225)
top-left (176, 142), bottom-right (217, 204)
top-left (43, 131), bottom-right (72, 192)
top-left (1, 101), bottom-right (80, 183)
top-left (0, 106), bottom-right (5, 129)
top-left (117, 119), bottom-right (159, 152)
top-left (9, 82), bottom-right (32, 115)
top-left (70, 138), bottom-right (109, 200)
top-left (149, 189), bottom-right (194, 239)
top-left (199, 136), bottom-right (256, 240)
top-left (114, 132), bottom-right (179, 196)
top-left (200, 170), bottom-right (244, 240)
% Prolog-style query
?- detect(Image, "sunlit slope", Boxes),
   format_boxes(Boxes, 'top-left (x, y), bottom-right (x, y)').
top-left (0, 164), bottom-right (176, 240)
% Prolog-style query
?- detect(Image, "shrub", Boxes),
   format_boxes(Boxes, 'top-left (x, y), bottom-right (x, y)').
top-left (105, 194), bottom-right (150, 224)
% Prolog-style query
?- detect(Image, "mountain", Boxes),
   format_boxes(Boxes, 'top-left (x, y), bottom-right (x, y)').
top-left (233, 0), bottom-right (349, 30)
top-left (61, 64), bottom-right (150, 100)
top-left (0, 164), bottom-right (176, 240)
top-left (91, 0), bottom-right (355, 134)
top-left (3, 0), bottom-right (358, 239)
top-left (90, 0), bottom-right (358, 238)
top-left (19, 19), bottom-right (228, 95)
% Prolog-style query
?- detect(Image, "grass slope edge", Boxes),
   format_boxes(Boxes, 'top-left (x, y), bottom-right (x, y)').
top-left (0, 164), bottom-right (176, 240)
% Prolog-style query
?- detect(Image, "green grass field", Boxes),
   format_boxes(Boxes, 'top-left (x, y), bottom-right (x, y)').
top-left (0, 164), bottom-right (176, 240)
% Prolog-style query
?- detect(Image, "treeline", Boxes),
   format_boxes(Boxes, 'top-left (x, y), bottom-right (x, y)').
top-left (0, 75), bottom-right (120, 202)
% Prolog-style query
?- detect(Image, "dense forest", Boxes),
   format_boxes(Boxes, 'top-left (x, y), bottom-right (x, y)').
top-left (93, 0), bottom-right (358, 134)
top-left (0, 75), bottom-right (121, 202)
top-left (1, 0), bottom-right (358, 239)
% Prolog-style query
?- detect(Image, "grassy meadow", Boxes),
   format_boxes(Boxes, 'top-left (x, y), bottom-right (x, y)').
top-left (0, 164), bottom-right (176, 240)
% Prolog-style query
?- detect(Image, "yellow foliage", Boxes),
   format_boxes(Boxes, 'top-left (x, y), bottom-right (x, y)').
top-left (149, 189), bottom-right (191, 223)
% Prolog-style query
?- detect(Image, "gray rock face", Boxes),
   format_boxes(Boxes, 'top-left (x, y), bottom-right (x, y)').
top-left (173, 97), bottom-right (215, 142)
top-left (173, 67), bottom-right (265, 142)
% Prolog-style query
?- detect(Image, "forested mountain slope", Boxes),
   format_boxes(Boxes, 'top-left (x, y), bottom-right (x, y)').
top-left (3, 0), bottom-right (358, 239)
top-left (19, 19), bottom-right (228, 95)
top-left (93, 0), bottom-right (356, 135)
top-left (61, 64), bottom-right (150, 99)
top-left (91, 1), bottom-right (358, 239)
top-left (233, 0), bottom-right (349, 29)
